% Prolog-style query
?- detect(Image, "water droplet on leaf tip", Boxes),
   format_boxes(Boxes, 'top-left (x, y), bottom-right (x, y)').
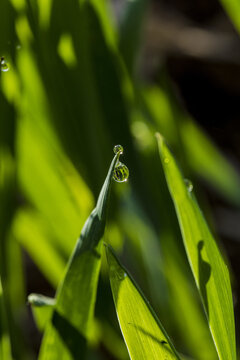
top-left (113, 162), bottom-right (129, 183)
top-left (113, 144), bottom-right (124, 155)
top-left (184, 179), bottom-right (193, 192)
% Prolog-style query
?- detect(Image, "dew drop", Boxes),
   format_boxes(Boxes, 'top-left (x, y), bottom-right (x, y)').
top-left (184, 178), bottom-right (193, 192)
top-left (113, 144), bottom-right (123, 155)
top-left (115, 269), bottom-right (127, 281)
top-left (113, 162), bottom-right (129, 183)
top-left (1, 57), bottom-right (9, 72)
top-left (164, 157), bottom-right (170, 164)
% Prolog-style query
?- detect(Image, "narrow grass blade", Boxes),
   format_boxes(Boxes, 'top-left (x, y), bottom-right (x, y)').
top-left (0, 277), bottom-right (12, 360)
top-left (119, 0), bottom-right (148, 75)
top-left (28, 294), bottom-right (55, 332)
top-left (157, 134), bottom-right (236, 360)
top-left (17, 51), bottom-right (94, 256)
top-left (163, 234), bottom-right (218, 360)
top-left (105, 245), bottom-right (181, 360)
top-left (180, 120), bottom-right (240, 205)
top-left (142, 85), bottom-right (240, 205)
top-left (38, 153), bottom-right (119, 360)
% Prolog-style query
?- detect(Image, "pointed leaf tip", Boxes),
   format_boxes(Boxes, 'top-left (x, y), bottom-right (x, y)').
top-left (106, 245), bottom-right (181, 360)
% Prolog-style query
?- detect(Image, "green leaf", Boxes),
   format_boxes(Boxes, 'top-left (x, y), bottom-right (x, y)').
top-left (13, 209), bottom-right (66, 288)
top-left (163, 234), bottom-right (218, 360)
top-left (119, 0), bottom-right (148, 75)
top-left (142, 85), bottom-right (240, 205)
top-left (0, 277), bottom-right (12, 360)
top-left (180, 119), bottom-right (240, 205)
top-left (17, 51), bottom-right (94, 256)
top-left (105, 245), bottom-right (181, 360)
top-left (28, 294), bottom-right (55, 332)
top-left (218, 0), bottom-right (240, 34)
top-left (38, 152), bottom-right (119, 360)
top-left (157, 134), bottom-right (236, 360)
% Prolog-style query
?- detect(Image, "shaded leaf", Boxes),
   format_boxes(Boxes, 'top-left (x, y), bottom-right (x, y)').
top-left (0, 277), bottom-right (12, 360)
top-left (38, 152), bottom-right (119, 359)
top-left (180, 119), bottom-right (240, 205)
top-left (119, 0), bottom-right (148, 75)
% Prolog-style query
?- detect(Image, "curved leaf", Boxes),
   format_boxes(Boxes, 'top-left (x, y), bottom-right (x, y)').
top-left (157, 134), bottom-right (236, 360)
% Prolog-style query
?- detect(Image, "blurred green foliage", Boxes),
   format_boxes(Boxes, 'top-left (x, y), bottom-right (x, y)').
top-left (0, 0), bottom-right (239, 359)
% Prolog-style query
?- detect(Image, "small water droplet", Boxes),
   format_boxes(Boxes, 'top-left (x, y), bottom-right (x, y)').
top-left (164, 157), bottom-right (170, 164)
top-left (113, 144), bottom-right (123, 155)
top-left (1, 57), bottom-right (9, 72)
top-left (115, 269), bottom-right (127, 281)
top-left (184, 178), bottom-right (193, 192)
top-left (113, 162), bottom-right (129, 183)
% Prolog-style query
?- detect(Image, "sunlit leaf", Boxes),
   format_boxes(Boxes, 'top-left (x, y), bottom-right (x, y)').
top-left (106, 245), bottom-right (181, 360)
top-left (163, 233), bottom-right (218, 360)
top-left (28, 294), bottom-right (55, 332)
top-left (157, 134), bottom-right (236, 360)
top-left (13, 209), bottom-right (66, 288)
top-left (17, 50), bottom-right (94, 256)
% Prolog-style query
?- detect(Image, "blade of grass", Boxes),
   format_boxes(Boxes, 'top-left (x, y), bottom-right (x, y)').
top-left (28, 294), bottom-right (55, 332)
top-left (180, 119), bottom-right (240, 205)
top-left (0, 277), bottom-right (12, 360)
top-left (163, 233), bottom-right (218, 360)
top-left (157, 133), bottom-right (236, 360)
top-left (17, 50), bottom-right (94, 256)
top-left (119, 0), bottom-right (148, 75)
top-left (142, 85), bottom-right (240, 205)
top-left (105, 244), bottom-right (181, 360)
top-left (38, 152), bottom-right (119, 360)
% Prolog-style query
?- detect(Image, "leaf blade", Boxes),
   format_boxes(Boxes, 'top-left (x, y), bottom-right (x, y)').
top-left (106, 245), bottom-right (181, 360)
top-left (157, 134), bottom-right (236, 360)
top-left (38, 153), bottom-right (119, 360)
